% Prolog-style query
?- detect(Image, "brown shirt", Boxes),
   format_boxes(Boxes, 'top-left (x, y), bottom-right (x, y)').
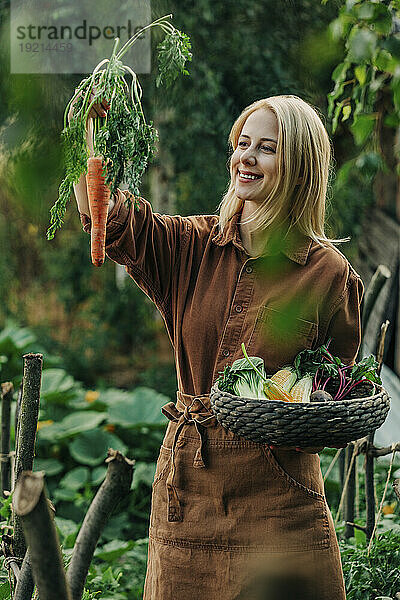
top-left (80, 189), bottom-right (364, 396)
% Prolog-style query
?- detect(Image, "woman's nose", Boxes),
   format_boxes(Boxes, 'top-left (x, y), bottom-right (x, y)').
top-left (240, 147), bottom-right (256, 165)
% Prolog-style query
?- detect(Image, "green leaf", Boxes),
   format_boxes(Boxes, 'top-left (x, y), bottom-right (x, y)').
top-left (69, 430), bottom-right (127, 466)
top-left (332, 100), bottom-right (345, 133)
top-left (53, 487), bottom-right (76, 501)
top-left (347, 27), bottom-right (377, 63)
top-left (375, 49), bottom-right (397, 74)
top-left (40, 368), bottom-right (78, 403)
top-left (33, 458), bottom-right (63, 476)
top-left (383, 36), bottom-right (400, 60)
top-left (354, 65), bottom-right (367, 86)
top-left (0, 582), bottom-right (11, 600)
top-left (91, 465), bottom-right (107, 486)
top-left (342, 104), bottom-right (352, 121)
top-left (391, 75), bottom-right (400, 113)
top-left (355, 2), bottom-right (392, 35)
top-left (107, 386), bottom-right (171, 427)
top-left (131, 462), bottom-right (156, 489)
top-left (350, 113), bottom-right (376, 145)
top-left (57, 411), bottom-right (107, 437)
top-left (60, 466), bottom-right (90, 490)
top-left (55, 516), bottom-right (79, 546)
top-left (94, 539), bottom-right (134, 561)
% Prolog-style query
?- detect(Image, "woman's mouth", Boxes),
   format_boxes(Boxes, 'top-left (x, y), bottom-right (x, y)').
top-left (237, 170), bottom-right (264, 183)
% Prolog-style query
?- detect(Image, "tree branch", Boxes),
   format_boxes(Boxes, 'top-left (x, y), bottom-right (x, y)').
top-left (345, 521), bottom-right (366, 533)
top-left (12, 471), bottom-right (71, 600)
top-left (1, 382), bottom-right (13, 497)
top-left (67, 449), bottom-right (134, 600)
top-left (13, 354), bottom-right (43, 560)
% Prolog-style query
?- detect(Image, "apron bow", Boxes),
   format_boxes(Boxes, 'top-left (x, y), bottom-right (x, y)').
top-left (161, 395), bottom-right (216, 522)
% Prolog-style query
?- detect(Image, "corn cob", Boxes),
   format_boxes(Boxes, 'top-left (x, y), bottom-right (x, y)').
top-left (263, 379), bottom-right (294, 402)
top-left (290, 375), bottom-right (313, 403)
top-left (270, 367), bottom-right (297, 392)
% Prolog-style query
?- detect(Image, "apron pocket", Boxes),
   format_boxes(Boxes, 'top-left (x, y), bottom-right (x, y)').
top-left (152, 445), bottom-right (171, 489)
top-left (150, 437), bottom-right (330, 552)
top-left (262, 446), bottom-right (325, 500)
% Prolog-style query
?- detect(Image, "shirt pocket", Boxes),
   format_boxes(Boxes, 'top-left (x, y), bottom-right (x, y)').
top-left (248, 306), bottom-right (318, 371)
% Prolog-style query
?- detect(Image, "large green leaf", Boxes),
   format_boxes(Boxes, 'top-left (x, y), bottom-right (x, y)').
top-left (57, 411), bottom-right (107, 437)
top-left (40, 368), bottom-right (78, 403)
top-left (33, 457), bottom-right (63, 476)
top-left (59, 466), bottom-right (90, 490)
top-left (69, 430), bottom-right (128, 466)
top-left (0, 323), bottom-right (36, 351)
top-left (107, 386), bottom-right (170, 427)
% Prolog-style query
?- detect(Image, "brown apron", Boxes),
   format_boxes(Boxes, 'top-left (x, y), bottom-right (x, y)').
top-left (143, 391), bottom-right (347, 600)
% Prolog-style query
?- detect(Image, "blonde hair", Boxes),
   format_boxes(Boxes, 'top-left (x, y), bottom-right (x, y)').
top-left (217, 95), bottom-right (349, 247)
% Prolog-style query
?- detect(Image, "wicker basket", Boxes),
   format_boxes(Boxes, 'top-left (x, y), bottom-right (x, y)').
top-left (209, 379), bottom-right (390, 447)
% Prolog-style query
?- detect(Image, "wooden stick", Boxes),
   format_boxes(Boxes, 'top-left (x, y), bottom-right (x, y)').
top-left (393, 479), bottom-right (400, 502)
top-left (67, 450), bottom-right (134, 600)
top-left (344, 444), bottom-right (357, 539)
top-left (12, 471), bottom-right (71, 600)
top-left (361, 265), bottom-right (391, 339)
top-left (1, 382), bottom-right (13, 497)
top-left (13, 353), bottom-right (43, 561)
top-left (365, 432), bottom-right (376, 541)
top-left (369, 442), bottom-right (400, 457)
top-left (365, 321), bottom-right (390, 541)
top-left (14, 550), bottom-right (35, 600)
top-left (376, 320), bottom-right (389, 377)
top-left (345, 521), bottom-right (366, 533)
top-left (367, 447), bottom-right (397, 555)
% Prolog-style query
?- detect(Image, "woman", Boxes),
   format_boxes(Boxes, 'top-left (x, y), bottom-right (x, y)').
top-left (73, 94), bottom-right (364, 599)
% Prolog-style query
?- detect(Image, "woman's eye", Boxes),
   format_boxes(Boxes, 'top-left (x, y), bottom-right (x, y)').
top-left (238, 141), bottom-right (275, 152)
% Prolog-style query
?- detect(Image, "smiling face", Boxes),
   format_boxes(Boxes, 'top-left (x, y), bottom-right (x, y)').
top-left (231, 108), bottom-right (279, 206)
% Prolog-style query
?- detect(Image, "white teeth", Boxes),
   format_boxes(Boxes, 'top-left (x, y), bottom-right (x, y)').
top-left (239, 171), bottom-right (262, 180)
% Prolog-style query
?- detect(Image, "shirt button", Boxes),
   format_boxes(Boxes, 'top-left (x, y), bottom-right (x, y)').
top-left (245, 265), bottom-right (253, 273)
top-left (222, 349), bottom-right (230, 357)
top-left (235, 305), bottom-right (243, 313)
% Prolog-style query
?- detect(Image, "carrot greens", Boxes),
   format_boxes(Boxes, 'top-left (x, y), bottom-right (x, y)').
top-left (47, 14), bottom-right (192, 241)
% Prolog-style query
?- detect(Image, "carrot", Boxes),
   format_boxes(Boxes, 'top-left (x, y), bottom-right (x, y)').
top-left (86, 156), bottom-right (112, 267)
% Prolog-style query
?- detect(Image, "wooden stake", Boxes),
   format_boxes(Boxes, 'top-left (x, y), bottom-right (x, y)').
top-left (67, 449), bottom-right (134, 600)
top-left (1, 382), bottom-right (13, 497)
top-left (12, 471), bottom-right (71, 600)
top-left (13, 353), bottom-right (43, 561)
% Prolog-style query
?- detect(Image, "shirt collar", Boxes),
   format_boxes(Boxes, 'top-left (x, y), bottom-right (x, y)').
top-left (211, 211), bottom-right (313, 266)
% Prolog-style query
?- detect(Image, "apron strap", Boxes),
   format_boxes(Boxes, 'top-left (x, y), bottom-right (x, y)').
top-left (161, 397), bottom-right (216, 522)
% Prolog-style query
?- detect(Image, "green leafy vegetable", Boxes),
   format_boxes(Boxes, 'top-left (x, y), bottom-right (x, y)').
top-left (293, 338), bottom-right (382, 400)
top-left (217, 356), bottom-right (268, 399)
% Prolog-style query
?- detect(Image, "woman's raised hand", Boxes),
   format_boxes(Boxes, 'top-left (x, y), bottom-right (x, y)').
top-left (67, 85), bottom-right (110, 125)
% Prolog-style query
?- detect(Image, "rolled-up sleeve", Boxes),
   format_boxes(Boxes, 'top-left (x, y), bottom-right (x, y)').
top-left (325, 267), bottom-right (365, 366)
top-left (80, 188), bottom-right (191, 315)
